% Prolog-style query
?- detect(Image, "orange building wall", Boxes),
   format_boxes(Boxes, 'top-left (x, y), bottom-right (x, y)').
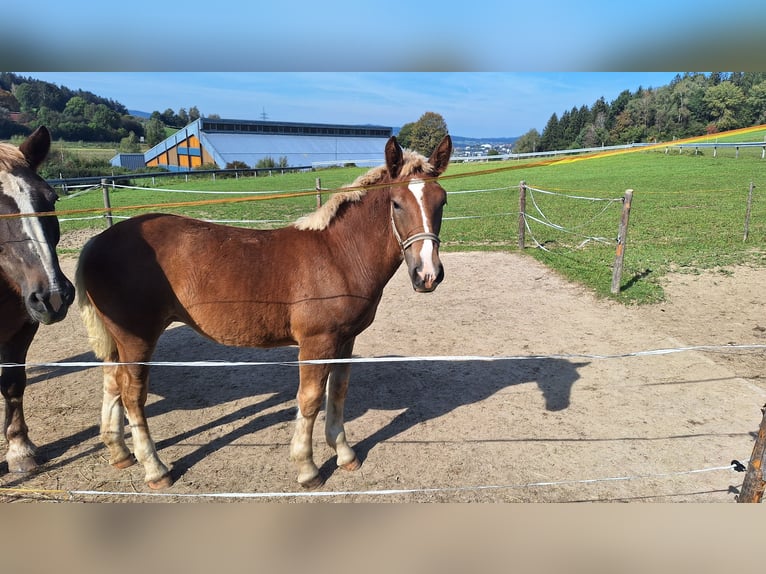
top-left (147, 133), bottom-right (210, 168)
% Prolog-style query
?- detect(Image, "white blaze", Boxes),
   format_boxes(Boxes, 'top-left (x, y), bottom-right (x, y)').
top-left (0, 171), bottom-right (62, 290)
top-left (408, 179), bottom-right (437, 280)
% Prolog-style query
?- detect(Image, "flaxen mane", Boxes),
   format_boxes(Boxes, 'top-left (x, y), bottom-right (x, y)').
top-left (294, 149), bottom-right (434, 231)
top-left (0, 143), bottom-right (26, 172)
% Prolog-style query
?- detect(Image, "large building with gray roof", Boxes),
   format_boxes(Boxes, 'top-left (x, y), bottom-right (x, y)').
top-left (138, 117), bottom-right (393, 172)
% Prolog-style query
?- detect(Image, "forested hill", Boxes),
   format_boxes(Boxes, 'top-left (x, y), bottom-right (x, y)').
top-left (0, 72), bottom-right (141, 141)
top-left (0, 72), bottom-right (203, 146)
top-left (513, 72), bottom-right (766, 153)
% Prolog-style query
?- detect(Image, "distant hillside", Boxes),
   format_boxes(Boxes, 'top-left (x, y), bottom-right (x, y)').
top-left (451, 135), bottom-right (519, 146)
top-left (392, 127), bottom-right (518, 146)
top-left (128, 109), bottom-right (151, 119)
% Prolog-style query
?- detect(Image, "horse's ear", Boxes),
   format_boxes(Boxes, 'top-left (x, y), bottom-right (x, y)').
top-left (428, 134), bottom-right (452, 176)
top-left (385, 136), bottom-right (404, 179)
top-left (19, 126), bottom-right (51, 172)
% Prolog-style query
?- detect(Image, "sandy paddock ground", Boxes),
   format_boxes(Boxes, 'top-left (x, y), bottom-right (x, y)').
top-left (2, 241), bottom-right (765, 502)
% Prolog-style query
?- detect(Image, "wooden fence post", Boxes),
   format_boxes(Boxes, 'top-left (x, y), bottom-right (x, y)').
top-left (518, 180), bottom-right (526, 249)
top-left (610, 189), bottom-right (633, 294)
top-left (738, 403), bottom-right (766, 503)
top-left (743, 182), bottom-right (755, 242)
top-left (316, 177), bottom-right (322, 208)
top-left (100, 178), bottom-right (113, 228)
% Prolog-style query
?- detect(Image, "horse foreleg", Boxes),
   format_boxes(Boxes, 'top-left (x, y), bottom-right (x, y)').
top-left (100, 364), bottom-right (133, 468)
top-left (291, 342), bottom-right (333, 488)
top-left (325, 338), bottom-right (360, 472)
top-left (117, 362), bottom-right (172, 489)
top-left (0, 323), bottom-right (39, 473)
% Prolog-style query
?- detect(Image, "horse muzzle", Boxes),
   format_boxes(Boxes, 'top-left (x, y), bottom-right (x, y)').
top-left (410, 262), bottom-right (444, 293)
top-left (402, 235), bottom-right (444, 293)
top-left (25, 279), bottom-right (75, 325)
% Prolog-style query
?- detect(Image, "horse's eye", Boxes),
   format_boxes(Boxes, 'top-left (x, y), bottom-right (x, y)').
top-left (392, 201), bottom-right (402, 211)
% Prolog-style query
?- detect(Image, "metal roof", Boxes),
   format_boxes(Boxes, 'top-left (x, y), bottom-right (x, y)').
top-left (145, 118), bottom-right (393, 170)
top-left (202, 132), bottom-right (389, 167)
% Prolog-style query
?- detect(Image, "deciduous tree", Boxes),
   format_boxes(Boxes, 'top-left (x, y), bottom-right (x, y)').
top-left (704, 81), bottom-right (746, 131)
top-left (408, 112), bottom-right (448, 156)
top-left (513, 128), bottom-right (541, 153)
top-left (145, 116), bottom-right (166, 146)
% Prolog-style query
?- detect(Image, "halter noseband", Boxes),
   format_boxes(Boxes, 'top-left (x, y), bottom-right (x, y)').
top-left (390, 205), bottom-right (441, 253)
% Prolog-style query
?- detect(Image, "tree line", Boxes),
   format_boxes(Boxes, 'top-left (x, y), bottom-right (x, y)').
top-left (513, 72), bottom-right (766, 153)
top-left (4, 72), bottom-right (765, 166)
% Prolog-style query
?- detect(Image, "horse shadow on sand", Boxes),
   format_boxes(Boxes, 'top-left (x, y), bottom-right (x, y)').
top-left (14, 324), bottom-right (586, 485)
top-left (136, 325), bottom-right (586, 484)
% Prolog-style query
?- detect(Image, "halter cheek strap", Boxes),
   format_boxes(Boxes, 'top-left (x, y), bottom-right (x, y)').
top-left (390, 206), bottom-right (441, 253)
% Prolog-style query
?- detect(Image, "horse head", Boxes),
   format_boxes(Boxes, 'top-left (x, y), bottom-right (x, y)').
top-left (0, 126), bottom-right (75, 324)
top-left (386, 134), bottom-right (452, 292)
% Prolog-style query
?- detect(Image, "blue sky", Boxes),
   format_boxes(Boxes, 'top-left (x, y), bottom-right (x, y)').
top-left (4, 1), bottom-right (764, 72)
top-left (20, 72), bottom-right (683, 139)
top-left (7, 1), bottom-right (764, 137)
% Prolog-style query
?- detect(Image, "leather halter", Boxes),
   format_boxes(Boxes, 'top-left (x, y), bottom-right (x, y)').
top-left (390, 204), bottom-right (441, 254)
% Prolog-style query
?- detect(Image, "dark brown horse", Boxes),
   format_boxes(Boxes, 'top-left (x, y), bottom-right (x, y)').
top-left (0, 126), bottom-right (75, 473)
top-left (76, 134), bottom-right (452, 489)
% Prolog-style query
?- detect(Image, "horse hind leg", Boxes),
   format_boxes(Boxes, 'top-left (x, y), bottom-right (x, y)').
top-left (325, 338), bottom-right (360, 472)
top-left (100, 363), bottom-right (134, 469)
top-left (1, 325), bottom-right (40, 473)
top-left (81, 284), bottom-right (171, 488)
top-left (100, 338), bottom-right (172, 489)
top-left (116, 361), bottom-right (172, 489)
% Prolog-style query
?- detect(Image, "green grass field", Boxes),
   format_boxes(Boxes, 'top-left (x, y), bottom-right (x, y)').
top-left (55, 128), bottom-right (766, 304)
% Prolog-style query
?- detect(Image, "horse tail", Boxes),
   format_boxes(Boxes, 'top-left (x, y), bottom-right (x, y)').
top-left (75, 239), bottom-right (117, 360)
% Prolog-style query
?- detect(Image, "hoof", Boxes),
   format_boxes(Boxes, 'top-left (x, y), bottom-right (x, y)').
top-left (8, 456), bottom-right (37, 474)
top-left (147, 473), bottom-right (174, 490)
top-left (299, 474), bottom-right (324, 490)
top-left (340, 457), bottom-right (361, 472)
top-left (111, 455), bottom-right (136, 469)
